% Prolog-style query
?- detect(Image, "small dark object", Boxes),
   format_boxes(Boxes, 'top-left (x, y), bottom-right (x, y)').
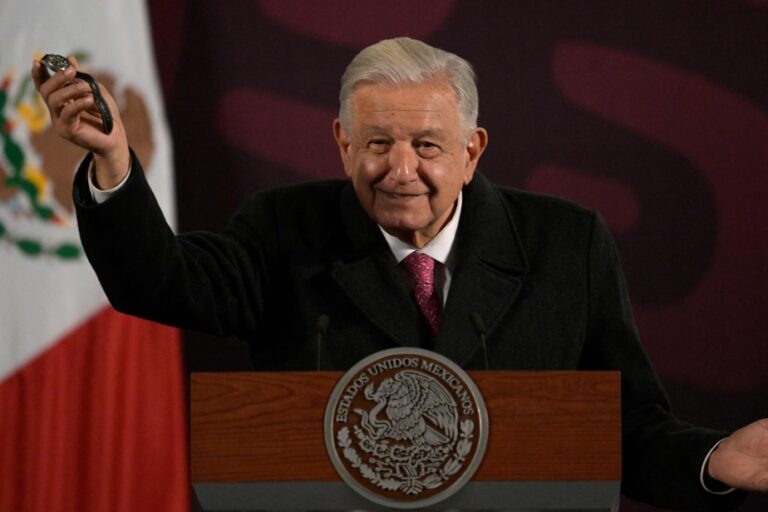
top-left (39, 53), bottom-right (113, 134)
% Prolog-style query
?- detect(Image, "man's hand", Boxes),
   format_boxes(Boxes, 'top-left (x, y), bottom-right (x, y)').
top-left (708, 419), bottom-right (768, 491)
top-left (32, 55), bottom-right (129, 189)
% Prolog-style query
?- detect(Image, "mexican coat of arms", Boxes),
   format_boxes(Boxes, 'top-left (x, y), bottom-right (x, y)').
top-left (325, 348), bottom-right (488, 509)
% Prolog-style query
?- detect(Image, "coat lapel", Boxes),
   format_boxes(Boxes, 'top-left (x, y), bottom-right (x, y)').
top-left (435, 174), bottom-right (529, 366)
top-left (329, 184), bottom-right (422, 347)
top-left (328, 175), bottom-right (530, 362)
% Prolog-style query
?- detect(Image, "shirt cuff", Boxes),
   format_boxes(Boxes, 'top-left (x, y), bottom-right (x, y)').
top-left (700, 438), bottom-right (737, 495)
top-left (88, 160), bottom-right (131, 204)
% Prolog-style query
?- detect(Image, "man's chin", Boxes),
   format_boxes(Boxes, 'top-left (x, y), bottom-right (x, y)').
top-left (377, 218), bottom-right (435, 246)
top-left (378, 217), bottom-right (425, 234)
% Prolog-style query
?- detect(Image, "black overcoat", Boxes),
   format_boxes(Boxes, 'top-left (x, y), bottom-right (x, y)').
top-left (73, 152), bottom-right (744, 511)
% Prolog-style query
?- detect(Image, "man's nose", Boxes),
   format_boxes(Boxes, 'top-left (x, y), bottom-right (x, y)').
top-left (387, 143), bottom-right (418, 182)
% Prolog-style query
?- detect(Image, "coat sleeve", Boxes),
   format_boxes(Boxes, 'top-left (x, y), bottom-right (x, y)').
top-left (73, 150), bottom-right (271, 339)
top-left (580, 212), bottom-right (746, 511)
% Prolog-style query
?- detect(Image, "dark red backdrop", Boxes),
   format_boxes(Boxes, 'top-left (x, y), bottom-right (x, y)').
top-left (146, 1), bottom-right (768, 510)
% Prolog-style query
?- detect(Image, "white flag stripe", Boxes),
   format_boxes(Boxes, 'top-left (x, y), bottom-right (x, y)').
top-left (0, 0), bottom-right (174, 380)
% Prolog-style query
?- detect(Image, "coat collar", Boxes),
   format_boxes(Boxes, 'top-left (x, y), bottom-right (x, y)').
top-left (330, 174), bottom-right (530, 366)
top-left (438, 173), bottom-right (529, 365)
top-left (330, 184), bottom-right (423, 348)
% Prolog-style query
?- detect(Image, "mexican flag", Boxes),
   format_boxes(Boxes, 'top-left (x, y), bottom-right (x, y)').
top-left (0, 1), bottom-right (187, 510)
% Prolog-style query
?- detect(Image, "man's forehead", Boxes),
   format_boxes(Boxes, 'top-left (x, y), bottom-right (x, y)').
top-left (359, 123), bottom-right (449, 139)
top-left (349, 82), bottom-right (461, 134)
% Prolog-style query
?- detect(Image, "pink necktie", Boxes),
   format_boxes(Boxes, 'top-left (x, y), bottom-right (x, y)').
top-left (402, 252), bottom-right (442, 338)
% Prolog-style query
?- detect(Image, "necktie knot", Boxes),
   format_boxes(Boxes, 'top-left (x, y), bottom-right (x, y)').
top-left (402, 252), bottom-right (441, 339)
top-left (402, 252), bottom-right (435, 287)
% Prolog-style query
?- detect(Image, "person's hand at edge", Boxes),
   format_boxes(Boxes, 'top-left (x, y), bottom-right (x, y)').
top-left (707, 419), bottom-right (768, 492)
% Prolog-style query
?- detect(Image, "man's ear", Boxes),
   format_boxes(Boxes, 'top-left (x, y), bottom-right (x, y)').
top-left (333, 119), bottom-right (352, 177)
top-left (463, 127), bottom-right (489, 185)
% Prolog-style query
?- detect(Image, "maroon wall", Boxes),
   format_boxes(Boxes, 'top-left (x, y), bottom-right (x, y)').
top-left (147, 2), bottom-right (768, 510)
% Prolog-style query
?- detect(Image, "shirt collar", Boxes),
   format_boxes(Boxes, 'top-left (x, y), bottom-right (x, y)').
top-left (379, 191), bottom-right (462, 265)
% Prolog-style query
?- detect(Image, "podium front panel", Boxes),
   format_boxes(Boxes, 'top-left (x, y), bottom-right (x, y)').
top-left (191, 371), bottom-right (620, 510)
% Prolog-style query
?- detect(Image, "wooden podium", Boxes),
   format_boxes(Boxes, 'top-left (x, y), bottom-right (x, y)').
top-left (191, 371), bottom-right (621, 511)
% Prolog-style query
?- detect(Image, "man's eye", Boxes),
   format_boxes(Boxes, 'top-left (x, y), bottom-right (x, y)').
top-left (368, 140), bottom-right (390, 152)
top-left (415, 141), bottom-right (440, 156)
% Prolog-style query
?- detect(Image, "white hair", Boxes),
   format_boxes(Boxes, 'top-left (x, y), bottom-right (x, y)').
top-left (339, 37), bottom-right (479, 138)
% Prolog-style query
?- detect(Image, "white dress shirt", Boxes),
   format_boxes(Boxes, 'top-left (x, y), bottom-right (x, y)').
top-left (378, 192), bottom-right (462, 306)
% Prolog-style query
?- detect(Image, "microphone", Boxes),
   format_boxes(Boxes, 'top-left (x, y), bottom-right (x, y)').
top-left (314, 314), bottom-right (330, 371)
top-left (470, 312), bottom-right (489, 370)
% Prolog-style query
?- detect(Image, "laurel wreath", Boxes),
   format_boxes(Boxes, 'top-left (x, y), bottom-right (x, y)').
top-left (336, 418), bottom-right (475, 496)
top-left (2, 74), bottom-right (58, 221)
top-left (338, 427), bottom-right (402, 491)
top-left (441, 419), bottom-right (474, 479)
top-left (1, 62), bottom-right (83, 260)
top-left (0, 220), bottom-right (81, 259)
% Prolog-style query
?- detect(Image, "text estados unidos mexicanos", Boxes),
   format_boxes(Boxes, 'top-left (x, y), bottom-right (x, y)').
top-left (334, 357), bottom-right (475, 423)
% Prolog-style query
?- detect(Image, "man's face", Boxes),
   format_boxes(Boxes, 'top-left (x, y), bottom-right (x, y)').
top-left (333, 80), bottom-right (487, 248)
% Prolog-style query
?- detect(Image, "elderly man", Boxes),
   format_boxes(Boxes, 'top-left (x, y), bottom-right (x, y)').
top-left (34, 37), bottom-right (767, 510)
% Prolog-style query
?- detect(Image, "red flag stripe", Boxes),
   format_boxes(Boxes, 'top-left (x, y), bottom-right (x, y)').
top-left (0, 306), bottom-right (188, 512)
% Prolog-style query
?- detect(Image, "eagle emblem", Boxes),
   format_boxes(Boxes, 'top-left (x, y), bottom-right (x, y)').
top-left (356, 370), bottom-right (458, 447)
top-left (325, 348), bottom-right (488, 509)
top-left (0, 53), bottom-right (154, 259)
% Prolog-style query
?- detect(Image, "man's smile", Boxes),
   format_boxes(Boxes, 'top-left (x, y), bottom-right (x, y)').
top-left (376, 189), bottom-right (428, 201)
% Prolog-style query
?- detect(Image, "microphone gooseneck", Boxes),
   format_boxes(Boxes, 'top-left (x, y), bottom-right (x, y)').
top-left (470, 312), bottom-right (489, 370)
top-left (315, 314), bottom-right (330, 371)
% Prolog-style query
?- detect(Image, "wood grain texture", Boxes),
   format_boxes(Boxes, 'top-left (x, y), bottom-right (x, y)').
top-left (190, 371), bottom-right (620, 482)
